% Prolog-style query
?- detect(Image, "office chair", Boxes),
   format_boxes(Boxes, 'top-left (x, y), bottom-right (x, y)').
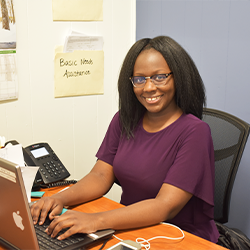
top-left (202, 108), bottom-right (250, 249)
top-left (202, 108), bottom-right (250, 224)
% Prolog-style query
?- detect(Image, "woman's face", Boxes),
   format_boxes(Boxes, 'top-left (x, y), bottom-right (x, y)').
top-left (133, 48), bottom-right (178, 117)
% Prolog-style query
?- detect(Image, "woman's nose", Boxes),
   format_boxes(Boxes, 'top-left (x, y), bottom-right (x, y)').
top-left (143, 78), bottom-right (157, 91)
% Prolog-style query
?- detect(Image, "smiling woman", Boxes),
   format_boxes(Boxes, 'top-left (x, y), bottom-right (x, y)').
top-left (30, 36), bottom-right (219, 245)
top-left (132, 48), bottom-right (181, 131)
top-left (118, 36), bottom-right (206, 138)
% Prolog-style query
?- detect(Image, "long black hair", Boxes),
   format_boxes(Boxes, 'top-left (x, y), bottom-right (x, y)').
top-left (118, 36), bottom-right (206, 139)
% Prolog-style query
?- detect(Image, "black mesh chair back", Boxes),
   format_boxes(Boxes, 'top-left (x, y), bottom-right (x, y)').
top-left (202, 108), bottom-right (250, 223)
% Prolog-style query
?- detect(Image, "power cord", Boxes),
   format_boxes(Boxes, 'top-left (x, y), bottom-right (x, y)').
top-left (98, 235), bottom-right (113, 250)
top-left (40, 180), bottom-right (77, 188)
top-left (112, 222), bottom-right (185, 250)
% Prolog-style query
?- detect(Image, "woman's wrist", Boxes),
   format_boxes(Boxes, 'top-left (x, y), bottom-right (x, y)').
top-left (94, 212), bottom-right (109, 231)
top-left (51, 192), bottom-right (69, 207)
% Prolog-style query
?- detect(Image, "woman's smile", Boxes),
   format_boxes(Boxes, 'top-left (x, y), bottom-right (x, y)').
top-left (144, 95), bottom-right (162, 104)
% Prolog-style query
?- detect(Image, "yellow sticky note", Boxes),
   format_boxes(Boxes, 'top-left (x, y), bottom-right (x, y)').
top-left (54, 50), bottom-right (104, 98)
top-left (52, 0), bottom-right (103, 21)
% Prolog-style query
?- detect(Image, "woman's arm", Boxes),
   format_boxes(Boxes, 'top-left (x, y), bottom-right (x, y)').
top-left (56, 160), bottom-right (116, 206)
top-left (96, 182), bottom-right (192, 230)
top-left (31, 160), bottom-right (115, 224)
top-left (47, 182), bottom-right (192, 239)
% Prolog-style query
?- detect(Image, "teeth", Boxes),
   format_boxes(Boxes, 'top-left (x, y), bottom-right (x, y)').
top-left (146, 97), bottom-right (160, 101)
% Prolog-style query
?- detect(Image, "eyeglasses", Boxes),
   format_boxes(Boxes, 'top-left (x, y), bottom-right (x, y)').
top-left (129, 73), bottom-right (173, 88)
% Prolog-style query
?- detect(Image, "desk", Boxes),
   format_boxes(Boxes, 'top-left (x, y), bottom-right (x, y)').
top-left (0, 186), bottom-right (227, 250)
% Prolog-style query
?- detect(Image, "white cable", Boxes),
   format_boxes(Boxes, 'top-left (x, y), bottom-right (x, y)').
top-left (160, 222), bottom-right (185, 240)
top-left (112, 222), bottom-right (185, 250)
top-left (136, 237), bottom-right (150, 250)
top-left (112, 234), bottom-right (124, 242)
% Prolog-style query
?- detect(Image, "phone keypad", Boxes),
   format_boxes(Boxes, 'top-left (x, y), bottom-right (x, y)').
top-left (37, 145), bottom-right (69, 183)
top-left (40, 160), bottom-right (65, 180)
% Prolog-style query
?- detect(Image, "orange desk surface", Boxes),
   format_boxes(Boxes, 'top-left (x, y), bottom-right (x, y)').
top-left (0, 186), bottom-right (227, 250)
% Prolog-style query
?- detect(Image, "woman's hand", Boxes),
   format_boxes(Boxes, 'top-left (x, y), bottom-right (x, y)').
top-left (30, 196), bottom-right (64, 225)
top-left (45, 210), bottom-right (99, 240)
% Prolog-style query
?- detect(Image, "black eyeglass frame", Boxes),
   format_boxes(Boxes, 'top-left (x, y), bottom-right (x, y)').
top-left (129, 72), bottom-right (173, 88)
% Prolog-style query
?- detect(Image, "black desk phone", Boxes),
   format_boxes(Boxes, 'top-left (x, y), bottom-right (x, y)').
top-left (6, 141), bottom-right (76, 190)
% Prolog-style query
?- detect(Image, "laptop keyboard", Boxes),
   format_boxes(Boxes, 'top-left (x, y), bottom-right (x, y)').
top-left (34, 218), bottom-right (85, 250)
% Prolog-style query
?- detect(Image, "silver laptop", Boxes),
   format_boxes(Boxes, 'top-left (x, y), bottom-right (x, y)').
top-left (0, 157), bottom-right (114, 250)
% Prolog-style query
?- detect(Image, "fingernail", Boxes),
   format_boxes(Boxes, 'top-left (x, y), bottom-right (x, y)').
top-left (57, 236), bottom-right (61, 240)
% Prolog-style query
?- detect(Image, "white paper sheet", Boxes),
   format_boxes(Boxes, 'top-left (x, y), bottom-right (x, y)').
top-left (20, 166), bottom-right (39, 203)
top-left (0, 144), bottom-right (25, 166)
top-left (63, 31), bottom-right (103, 53)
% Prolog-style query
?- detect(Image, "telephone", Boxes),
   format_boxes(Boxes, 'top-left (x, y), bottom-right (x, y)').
top-left (5, 140), bottom-right (76, 190)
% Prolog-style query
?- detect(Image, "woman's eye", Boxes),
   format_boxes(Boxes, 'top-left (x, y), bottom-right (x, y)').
top-left (155, 75), bottom-right (165, 81)
top-left (134, 77), bottom-right (144, 83)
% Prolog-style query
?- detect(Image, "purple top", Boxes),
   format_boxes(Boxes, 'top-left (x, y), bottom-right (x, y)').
top-left (96, 112), bottom-right (219, 243)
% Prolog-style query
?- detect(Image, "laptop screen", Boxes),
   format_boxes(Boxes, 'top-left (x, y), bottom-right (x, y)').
top-left (0, 157), bottom-right (114, 250)
top-left (0, 157), bottom-right (39, 249)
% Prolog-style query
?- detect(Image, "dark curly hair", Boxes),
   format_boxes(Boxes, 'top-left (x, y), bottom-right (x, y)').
top-left (118, 36), bottom-right (206, 139)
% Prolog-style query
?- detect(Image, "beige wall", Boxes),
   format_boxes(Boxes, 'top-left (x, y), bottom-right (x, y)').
top-left (0, 0), bottom-right (136, 202)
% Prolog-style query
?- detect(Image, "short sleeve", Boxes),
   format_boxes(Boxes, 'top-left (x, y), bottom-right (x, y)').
top-left (96, 112), bottom-right (122, 166)
top-left (164, 121), bottom-right (215, 208)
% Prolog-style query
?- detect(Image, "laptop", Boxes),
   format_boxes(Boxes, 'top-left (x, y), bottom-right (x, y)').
top-left (0, 157), bottom-right (114, 250)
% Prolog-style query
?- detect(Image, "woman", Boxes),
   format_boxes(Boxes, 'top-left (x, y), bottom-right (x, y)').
top-left (31, 36), bottom-right (219, 243)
